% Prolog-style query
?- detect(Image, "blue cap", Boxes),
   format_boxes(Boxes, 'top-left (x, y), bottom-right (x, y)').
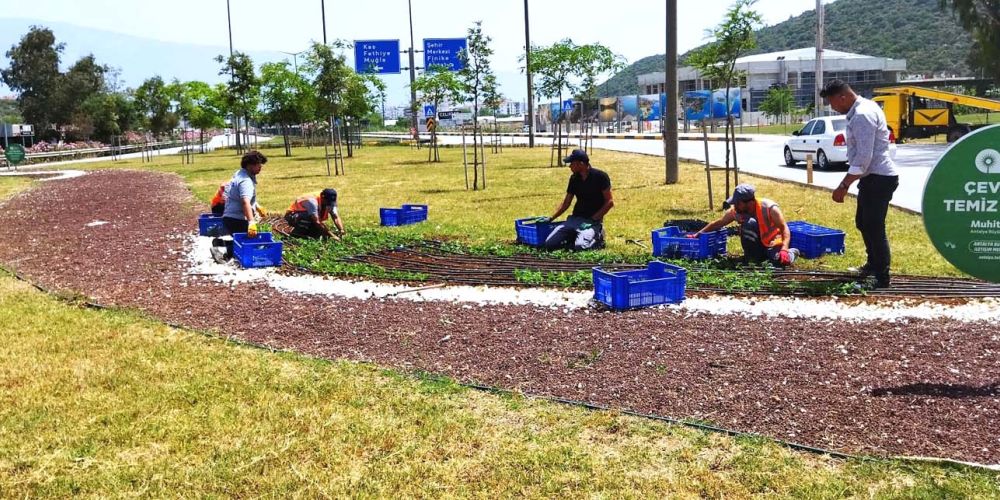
top-left (563, 149), bottom-right (589, 164)
top-left (726, 184), bottom-right (756, 205)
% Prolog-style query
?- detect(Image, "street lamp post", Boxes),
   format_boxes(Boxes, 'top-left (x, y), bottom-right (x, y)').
top-left (524, 0), bottom-right (534, 148)
top-left (279, 50), bottom-right (305, 74)
top-left (664, 0), bottom-right (679, 184)
top-left (226, 0), bottom-right (240, 152)
top-left (407, 0), bottom-right (419, 140)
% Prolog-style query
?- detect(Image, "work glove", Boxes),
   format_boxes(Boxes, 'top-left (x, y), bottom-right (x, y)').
top-left (534, 216), bottom-right (552, 224)
top-left (777, 249), bottom-right (792, 266)
top-left (247, 222), bottom-right (258, 238)
top-left (579, 222), bottom-right (593, 231)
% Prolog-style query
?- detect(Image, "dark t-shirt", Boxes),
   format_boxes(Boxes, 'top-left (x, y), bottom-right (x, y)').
top-left (567, 167), bottom-right (611, 219)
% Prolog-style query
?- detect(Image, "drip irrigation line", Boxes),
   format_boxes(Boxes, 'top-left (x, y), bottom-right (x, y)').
top-left (2, 265), bottom-right (998, 472)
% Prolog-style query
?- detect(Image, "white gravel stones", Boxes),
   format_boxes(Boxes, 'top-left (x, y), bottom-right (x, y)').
top-left (183, 234), bottom-right (1000, 323)
top-left (0, 170), bottom-right (87, 181)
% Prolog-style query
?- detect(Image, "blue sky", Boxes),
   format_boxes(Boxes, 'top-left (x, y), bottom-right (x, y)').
top-left (1, 0), bottom-right (835, 106)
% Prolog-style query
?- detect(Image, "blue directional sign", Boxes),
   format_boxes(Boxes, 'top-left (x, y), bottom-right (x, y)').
top-left (562, 99), bottom-right (574, 112)
top-left (354, 39), bottom-right (401, 74)
top-left (423, 38), bottom-right (467, 71)
top-left (423, 104), bottom-right (436, 118)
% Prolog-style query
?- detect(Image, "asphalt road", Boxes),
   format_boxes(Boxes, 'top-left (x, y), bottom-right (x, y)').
top-left (430, 133), bottom-right (948, 213)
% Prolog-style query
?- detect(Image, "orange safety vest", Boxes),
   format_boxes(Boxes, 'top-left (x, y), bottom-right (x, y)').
top-left (209, 184), bottom-right (226, 207)
top-left (753, 198), bottom-right (783, 248)
top-left (287, 193), bottom-right (329, 222)
top-left (733, 198), bottom-right (784, 248)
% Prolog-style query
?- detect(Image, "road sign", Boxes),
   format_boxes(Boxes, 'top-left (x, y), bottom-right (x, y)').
top-left (4, 143), bottom-right (26, 165)
top-left (423, 38), bottom-right (467, 71)
top-left (425, 117), bottom-right (437, 132)
top-left (354, 39), bottom-right (401, 74)
top-left (423, 104), bottom-right (436, 118)
top-left (562, 99), bottom-right (574, 112)
top-left (437, 111), bottom-right (453, 120)
top-left (923, 124), bottom-right (1000, 282)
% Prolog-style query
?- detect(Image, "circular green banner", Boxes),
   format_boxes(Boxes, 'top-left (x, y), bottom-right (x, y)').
top-left (923, 124), bottom-right (1000, 282)
top-left (4, 143), bottom-right (26, 165)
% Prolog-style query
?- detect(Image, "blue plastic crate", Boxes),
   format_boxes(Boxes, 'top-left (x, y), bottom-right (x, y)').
top-left (651, 226), bottom-right (727, 260)
top-left (401, 204), bottom-right (428, 224)
top-left (198, 213), bottom-right (225, 236)
top-left (232, 232), bottom-right (283, 268)
top-left (380, 204), bottom-right (428, 226)
top-left (787, 220), bottom-right (846, 259)
top-left (592, 261), bottom-right (687, 311)
top-left (515, 217), bottom-right (558, 247)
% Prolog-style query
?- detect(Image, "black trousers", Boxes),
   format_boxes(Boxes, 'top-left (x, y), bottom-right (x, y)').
top-left (284, 212), bottom-right (324, 239)
top-left (856, 174), bottom-right (899, 281)
top-left (221, 217), bottom-right (250, 259)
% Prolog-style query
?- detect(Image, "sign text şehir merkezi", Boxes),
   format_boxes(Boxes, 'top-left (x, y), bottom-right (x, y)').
top-left (423, 38), bottom-right (467, 72)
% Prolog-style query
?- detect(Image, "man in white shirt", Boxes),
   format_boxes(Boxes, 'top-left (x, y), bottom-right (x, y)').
top-left (820, 79), bottom-right (899, 288)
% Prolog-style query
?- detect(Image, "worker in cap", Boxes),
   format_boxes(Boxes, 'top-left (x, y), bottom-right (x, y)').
top-left (690, 183), bottom-right (798, 266)
top-left (284, 188), bottom-right (344, 240)
top-left (540, 149), bottom-right (614, 251)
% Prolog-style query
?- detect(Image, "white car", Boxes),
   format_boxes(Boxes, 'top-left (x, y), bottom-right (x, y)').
top-left (783, 115), bottom-right (896, 170)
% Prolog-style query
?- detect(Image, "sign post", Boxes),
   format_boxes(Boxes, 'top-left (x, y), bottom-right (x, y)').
top-left (923, 124), bottom-right (1000, 282)
top-left (353, 40), bottom-right (402, 74)
top-left (423, 38), bottom-right (467, 71)
top-left (4, 143), bottom-right (26, 170)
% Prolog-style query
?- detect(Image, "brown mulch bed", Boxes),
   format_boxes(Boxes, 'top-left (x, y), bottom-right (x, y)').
top-left (1, 169), bottom-right (999, 464)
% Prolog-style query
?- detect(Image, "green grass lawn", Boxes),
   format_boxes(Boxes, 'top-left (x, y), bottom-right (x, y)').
top-left (1, 274), bottom-right (998, 496)
top-left (81, 142), bottom-right (957, 277)
top-left (0, 176), bottom-right (35, 201)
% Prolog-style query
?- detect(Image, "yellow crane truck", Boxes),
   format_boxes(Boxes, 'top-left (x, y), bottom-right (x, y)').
top-left (873, 86), bottom-right (1000, 143)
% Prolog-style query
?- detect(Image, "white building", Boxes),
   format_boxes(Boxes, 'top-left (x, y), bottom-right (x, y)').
top-left (637, 47), bottom-right (907, 112)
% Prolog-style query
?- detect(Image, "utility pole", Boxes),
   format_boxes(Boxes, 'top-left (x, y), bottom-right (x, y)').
top-left (814, 0), bottom-right (824, 118)
top-left (407, 0), bottom-right (419, 140)
top-left (226, 0), bottom-right (240, 152)
top-left (664, 0), bottom-right (679, 184)
top-left (524, 0), bottom-right (535, 148)
top-left (321, 0), bottom-right (328, 44)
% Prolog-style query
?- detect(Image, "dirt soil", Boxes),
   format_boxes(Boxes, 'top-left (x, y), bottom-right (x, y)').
top-left (1, 169), bottom-right (998, 464)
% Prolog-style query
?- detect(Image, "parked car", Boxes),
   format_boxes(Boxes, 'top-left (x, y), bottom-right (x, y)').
top-left (783, 115), bottom-right (896, 170)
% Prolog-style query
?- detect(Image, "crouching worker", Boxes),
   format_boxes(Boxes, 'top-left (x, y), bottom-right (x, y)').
top-left (209, 183), bottom-right (229, 215)
top-left (691, 183), bottom-right (798, 266)
top-left (284, 188), bottom-right (344, 240)
top-left (542, 149), bottom-right (614, 251)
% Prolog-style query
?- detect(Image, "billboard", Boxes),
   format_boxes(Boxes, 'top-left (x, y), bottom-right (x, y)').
top-left (598, 97), bottom-right (619, 122)
top-left (638, 94), bottom-right (664, 121)
top-left (620, 95), bottom-right (639, 122)
top-left (711, 88), bottom-right (742, 119)
top-left (683, 91), bottom-right (712, 121)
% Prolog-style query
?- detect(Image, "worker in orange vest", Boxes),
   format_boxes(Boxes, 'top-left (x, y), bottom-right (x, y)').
top-left (284, 188), bottom-right (344, 240)
top-left (690, 184), bottom-right (798, 266)
top-left (209, 183), bottom-right (229, 216)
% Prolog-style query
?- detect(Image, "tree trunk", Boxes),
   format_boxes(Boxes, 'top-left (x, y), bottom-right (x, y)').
top-left (283, 124), bottom-right (291, 157)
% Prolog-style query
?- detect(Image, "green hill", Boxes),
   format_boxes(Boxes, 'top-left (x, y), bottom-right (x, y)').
top-left (600, 0), bottom-right (974, 96)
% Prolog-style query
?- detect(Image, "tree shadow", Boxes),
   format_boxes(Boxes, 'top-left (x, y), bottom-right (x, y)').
top-left (871, 382), bottom-right (1000, 399)
top-left (418, 188), bottom-right (463, 194)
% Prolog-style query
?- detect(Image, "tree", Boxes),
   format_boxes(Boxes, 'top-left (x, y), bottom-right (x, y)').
top-left (215, 51), bottom-right (260, 152)
top-left (412, 66), bottom-right (464, 162)
top-left (1, 27), bottom-right (64, 132)
top-left (759, 85), bottom-right (795, 129)
top-left (54, 54), bottom-right (108, 133)
top-left (134, 76), bottom-right (177, 138)
top-left (305, 41), bottom-right (352, 175)
top-left (457, 21), bottom-right (496, 190)
top-left (688, 0), bottom-right (762, 196)
top-left (259, 62), bottom-right (314, 157)
top-left (341, 72), bottom-right (382, 158)
top-left (940, 0), bottom-right (1000, 80)
top-left (524, 39), bottom-right (580, 163)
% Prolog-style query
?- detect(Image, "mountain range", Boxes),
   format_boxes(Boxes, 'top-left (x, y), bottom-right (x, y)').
top-left (599, 0), bottom-right (976, 97)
